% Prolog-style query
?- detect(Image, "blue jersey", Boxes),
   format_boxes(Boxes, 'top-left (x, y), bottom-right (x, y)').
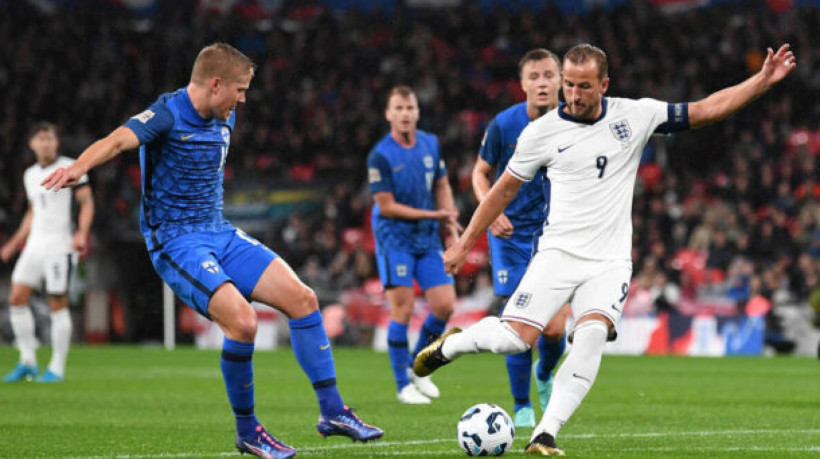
top-left (479, 102), bottom-right (549, 237)
top-left (368, 131), bottom-right (447, 254)
top-left (123, 88), bottom-right (235, 251)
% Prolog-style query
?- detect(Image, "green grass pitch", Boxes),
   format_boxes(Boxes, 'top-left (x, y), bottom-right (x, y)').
top-left (1, 346), bottom-right (819, 457)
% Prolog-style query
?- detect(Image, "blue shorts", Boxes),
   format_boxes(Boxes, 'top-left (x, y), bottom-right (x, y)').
top-left (149, 227), bottom-right (277, 317)
top-left (488, 232), bottom-right (534, 297)
top-left (376, 248), bottom-right (453, 291)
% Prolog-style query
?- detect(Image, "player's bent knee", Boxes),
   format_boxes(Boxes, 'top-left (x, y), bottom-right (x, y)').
top-left (474, 318), bottom-right (530, 354)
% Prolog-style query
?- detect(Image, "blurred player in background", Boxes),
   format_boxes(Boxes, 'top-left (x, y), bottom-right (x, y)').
top-left (367, 85), bottom-right (461, 404)
top-left (42, 43), bottom-right (382, 459)
top-left (418, 43), bottom-right (796, 455)
top-left (472, 49), bottom-right (570, 427)
top-left (2, 122), bottom-right (94, 384)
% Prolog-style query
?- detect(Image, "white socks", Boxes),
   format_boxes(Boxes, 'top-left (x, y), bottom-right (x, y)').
top-left (535, 320), bottom-right (608, 440)
top-left (48, 308), bottom-right (72, 377)
top-left (9, 305), bottom-right (37, 366)
top-left (441, 317), bottom-right (530, 360)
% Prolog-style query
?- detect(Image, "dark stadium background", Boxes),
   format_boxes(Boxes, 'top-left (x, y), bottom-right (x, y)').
top-left (0, 0), bottom-right (818, 351)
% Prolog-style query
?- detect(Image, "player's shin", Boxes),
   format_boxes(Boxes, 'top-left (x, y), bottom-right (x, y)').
top-left (221, 338), bottom-right (258, 437)
top-left (9, 305), bottom-right (37, 366)
top-left (48, 308), bottom-right (72, 377)
top-left (289, 310), bottom-right (344, 416)
top-left (441, 317), bottom-right (530, 360)
top-left (535, 321), bottom-right (607, 439)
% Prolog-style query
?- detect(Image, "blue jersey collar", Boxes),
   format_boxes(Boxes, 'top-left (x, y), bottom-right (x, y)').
top-left (558, 98), bottom-right (608, 125)
top-left (181, 87), bottom-right (215, 125)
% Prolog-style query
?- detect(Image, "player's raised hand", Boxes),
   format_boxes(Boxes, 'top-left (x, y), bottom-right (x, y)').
top-left (489, 214), bottom-right (514, 239)
top-left (41, 165), bottom-right (83, 191)
top-left (761, 44), bottom-right (796, 86)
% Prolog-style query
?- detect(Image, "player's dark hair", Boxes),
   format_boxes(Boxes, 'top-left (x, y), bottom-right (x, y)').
top-left (564, 44), bottom-right (608, 80)
top-left (28, 121), bottom-right (57, 140)
top-left (386, 85), bottom-right (416, 108)
top-left (518, 48), bottom-right (561, 78)
top-left (191, 42), bottom-right (256, 84)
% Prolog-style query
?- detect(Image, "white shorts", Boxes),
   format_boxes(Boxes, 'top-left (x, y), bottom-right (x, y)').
top-left (11, 247), bottom-right (77, 295)
top-left (501, 249), bottom-right (632, 340)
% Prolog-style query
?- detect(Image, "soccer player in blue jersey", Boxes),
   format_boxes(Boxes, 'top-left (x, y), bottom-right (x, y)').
top-left (42, 43), bottom-right (382, 459)
top-left (367, 86), bottom-right (460, 404)
top-left (472, 49), bottom-right (570, 428)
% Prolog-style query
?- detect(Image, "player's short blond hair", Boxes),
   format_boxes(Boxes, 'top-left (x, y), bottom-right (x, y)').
top-left (564, 44), bottom-right (608, 80)
top-left (190, 43), bottom-right (256, 84)
top-left (385, 85), bottom-right (416, 109)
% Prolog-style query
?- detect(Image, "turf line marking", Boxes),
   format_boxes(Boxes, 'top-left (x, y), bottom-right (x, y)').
top-left (51, 429), bottom-right (820, 459)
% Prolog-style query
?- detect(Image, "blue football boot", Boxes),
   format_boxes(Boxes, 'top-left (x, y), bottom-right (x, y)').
top-left (34, 370), bottom-right (64, 383)
top-left (3, 363), bottom-right (38, 383)
top-left (235, 425), bottom-right (296, 459)
top-left (317, 406), bottom-right (383, 442)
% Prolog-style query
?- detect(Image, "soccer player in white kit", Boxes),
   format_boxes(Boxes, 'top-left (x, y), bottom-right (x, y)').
top-left (415, 43), bottom-right (796, 455)
top-left (2, 122), bottom-right (94, 383)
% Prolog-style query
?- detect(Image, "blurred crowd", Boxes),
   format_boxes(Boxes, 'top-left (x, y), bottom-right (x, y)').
top-left (0, 0), bottom-right (819, 342)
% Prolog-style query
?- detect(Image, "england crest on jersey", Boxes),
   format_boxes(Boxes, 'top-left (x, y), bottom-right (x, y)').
top-left (609, 119), bottom-right (631, 142)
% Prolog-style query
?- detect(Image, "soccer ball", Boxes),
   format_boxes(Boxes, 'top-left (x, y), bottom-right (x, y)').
top-left (457, 403), bottom-right (515, 456)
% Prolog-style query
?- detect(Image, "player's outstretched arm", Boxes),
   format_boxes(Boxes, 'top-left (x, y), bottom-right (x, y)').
top-left (688, 44), bottom-right (796, 128)
top-left (0, 204), bottom-right (32, 262)
top-left (42, 127), bottom-right (140, 191)
top-left (472, 157), bottom-right (514, 239)
top-left (443, 171), bottom-right (522, 274)
top-left (72, 185), bottom-right (95, 254)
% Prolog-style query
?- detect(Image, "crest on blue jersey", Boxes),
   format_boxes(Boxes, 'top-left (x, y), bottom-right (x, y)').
top-left (423, 155), bottom-right (434, 169)
top-left (201, 260), bottom-right (219, 274)
top-left (221, 126), bottom-right (231, 145)
top-left (609, 119), bottom-right (631, 142)
top-left (497, 270), bottom-right (509, 284)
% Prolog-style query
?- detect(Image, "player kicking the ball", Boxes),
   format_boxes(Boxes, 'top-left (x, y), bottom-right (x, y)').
top-left (416, 43), bottom-right (795, 455)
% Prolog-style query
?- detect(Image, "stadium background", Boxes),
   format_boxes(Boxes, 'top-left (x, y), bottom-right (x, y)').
top-left (0, 0), bottom-right (819, 356)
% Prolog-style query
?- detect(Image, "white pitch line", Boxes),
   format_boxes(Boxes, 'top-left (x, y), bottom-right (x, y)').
top-left (49, 428), bottom-right (820, 459)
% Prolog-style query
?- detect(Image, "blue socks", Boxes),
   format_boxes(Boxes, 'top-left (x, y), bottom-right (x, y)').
top-left (506, 349), bottom-right (533, 411)
top-left (387, 320), bottom-right (411, 391)
top-left (289, 311), bottom-right (344, 416)
top-left (412, 313), bottom-right (447, 358)
top-left (221, 338), bottom-right (258, 438)
top-left (536, 335), bottom-right (566, 381)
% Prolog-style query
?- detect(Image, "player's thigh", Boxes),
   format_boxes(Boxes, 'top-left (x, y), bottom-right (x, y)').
top-left (385, 286), bottom-right (416, 323)
top-left (423, 284), bottom-right (455, 318)
top-left (43, 253), bottom-right (77, 297)
top-left (207, 282), bottom-right (258, 341)
top-left (149, 234), bottom-right (232, 318)
top-left (375, 249), bottom-right (416, 289)
top-left (543, 304), bottom-right (570, 340)
top-left (501, 249), bottom-right (577, 331)
top-left (248, 257), bottom-right (318, 319)
top-left (570, 260), bottom-right (632, 340)
top-left (10, 248), bottom-right (44, 302)
top-left (488, 234), bottom-right (530, 297)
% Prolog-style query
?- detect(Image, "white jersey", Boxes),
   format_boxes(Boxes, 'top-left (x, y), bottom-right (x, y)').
top-left (507, 97), bottom-right (677, 261)
top-left (23, 156), bottom-right (88, 253)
